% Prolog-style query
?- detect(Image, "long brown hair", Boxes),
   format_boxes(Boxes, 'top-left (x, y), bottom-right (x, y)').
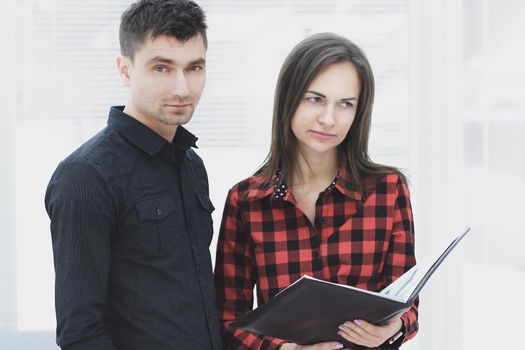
top-left (259, 32), bottom-right (404, 198)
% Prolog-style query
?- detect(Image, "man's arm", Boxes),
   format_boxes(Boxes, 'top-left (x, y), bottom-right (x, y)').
top-left (45, 159), bottom-right (116, 350)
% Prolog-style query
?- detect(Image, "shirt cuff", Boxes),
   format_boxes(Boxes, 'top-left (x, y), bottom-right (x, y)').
top-left (378, 317), bottom-right (405, 349)
top-left (268, 337), bottom-right (287, 349)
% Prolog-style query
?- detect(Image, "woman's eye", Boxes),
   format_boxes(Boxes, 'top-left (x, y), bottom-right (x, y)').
top-left (339, 101), bottom-right (354, 108)
top-left (306, 96), bottom-right (321, 103)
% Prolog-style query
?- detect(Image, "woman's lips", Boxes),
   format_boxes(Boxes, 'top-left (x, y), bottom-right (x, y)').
top-left (309, 130), bottom-right (336, 140)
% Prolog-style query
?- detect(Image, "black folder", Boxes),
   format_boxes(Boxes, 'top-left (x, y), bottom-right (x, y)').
top-left (231, 228), bottom-right (471, 346)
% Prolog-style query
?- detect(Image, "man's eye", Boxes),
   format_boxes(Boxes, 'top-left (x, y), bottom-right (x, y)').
top-left (188, 65), bottom-right (203, 72)
top-left (153, 66), bottom-right (168, 73)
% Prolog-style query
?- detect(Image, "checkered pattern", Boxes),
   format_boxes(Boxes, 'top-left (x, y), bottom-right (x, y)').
top-left (214, 167), bottom-right (418, 349)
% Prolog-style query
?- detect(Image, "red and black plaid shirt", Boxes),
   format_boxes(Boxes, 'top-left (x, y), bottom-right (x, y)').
top-left (214, 166), bottom-right (418, 349)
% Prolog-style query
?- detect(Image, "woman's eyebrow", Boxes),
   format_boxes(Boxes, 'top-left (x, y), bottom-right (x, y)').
top-left (306, 90), bottom-right (358, 101)
top-left (305, 90), bottom-right (326, 98)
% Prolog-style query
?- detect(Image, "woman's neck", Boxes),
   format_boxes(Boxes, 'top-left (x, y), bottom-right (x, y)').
top-left (292, 149), bottom-right (339, 189)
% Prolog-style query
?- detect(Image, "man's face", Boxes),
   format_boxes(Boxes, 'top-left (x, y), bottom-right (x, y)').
top-left (118, 34), bottom-right (207, 140)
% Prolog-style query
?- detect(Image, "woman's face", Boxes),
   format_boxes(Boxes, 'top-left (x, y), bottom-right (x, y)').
top-left (291, 61), bottom-right (360, 159)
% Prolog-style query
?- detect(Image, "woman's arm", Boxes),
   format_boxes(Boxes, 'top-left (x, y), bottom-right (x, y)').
top-left (385, 176), bottom-right (419, 344)
top-left (214, 188), bottom-right (287, 350)
top-left (336, 175), bottom-right (418, 348)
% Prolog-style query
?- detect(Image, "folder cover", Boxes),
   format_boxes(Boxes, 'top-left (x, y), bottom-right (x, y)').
top-left (231, 228), bottom-right (471, 346)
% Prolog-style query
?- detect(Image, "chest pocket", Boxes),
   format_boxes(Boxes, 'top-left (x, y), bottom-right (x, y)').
top-left (136, 195), bottom-right (178, 255)
top-left (194, 191), bottom-right (215, 246)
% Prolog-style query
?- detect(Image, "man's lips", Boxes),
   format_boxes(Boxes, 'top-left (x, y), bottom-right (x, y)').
top-left (165, 103), bottom-right (191, 108)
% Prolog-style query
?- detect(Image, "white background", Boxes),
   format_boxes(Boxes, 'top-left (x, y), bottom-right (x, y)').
top-left (1, 0), bottom-right (524, 349)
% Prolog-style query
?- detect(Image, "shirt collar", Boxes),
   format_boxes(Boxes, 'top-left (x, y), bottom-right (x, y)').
top-left (107, 106), bottom-right (198, 155)
top-left (334, 165), bottom-right (362, 201)
top-left (246, 164), bottom-right (362, 202)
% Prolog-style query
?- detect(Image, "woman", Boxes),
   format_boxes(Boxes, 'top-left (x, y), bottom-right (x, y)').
top-left (214, 33), bottom-right (418, 350)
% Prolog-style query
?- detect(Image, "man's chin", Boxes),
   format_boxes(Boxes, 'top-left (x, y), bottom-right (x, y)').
top-left (160, 113), bottom-right (193, 126)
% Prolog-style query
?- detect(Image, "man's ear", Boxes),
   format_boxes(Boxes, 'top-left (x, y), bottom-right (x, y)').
top-left (116, 55), bottom-right (132, 86)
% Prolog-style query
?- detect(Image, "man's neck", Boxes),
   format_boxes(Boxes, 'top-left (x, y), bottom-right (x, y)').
top-left (123, 105), bottom-right (177, 142)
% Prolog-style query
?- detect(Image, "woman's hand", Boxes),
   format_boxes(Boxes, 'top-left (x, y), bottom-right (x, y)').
top-left (336, 309), bottom-right (408, 348)
top-left (280, 341), bottom-right (345, 350)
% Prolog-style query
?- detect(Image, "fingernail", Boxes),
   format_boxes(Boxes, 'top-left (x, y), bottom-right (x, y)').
top-left (335, 343), bottom-right (344, 349)
top-left (354, 319), bottom-right (361, 325)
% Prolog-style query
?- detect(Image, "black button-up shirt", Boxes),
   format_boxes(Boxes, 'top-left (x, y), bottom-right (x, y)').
top-left (45, 106), bottom-right (222, 350)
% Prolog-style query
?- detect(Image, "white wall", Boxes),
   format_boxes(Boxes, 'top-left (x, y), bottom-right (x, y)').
top-left (5, 1), bottom-right (525, 349)
top-left (0, 0), bottom-right (18, 331)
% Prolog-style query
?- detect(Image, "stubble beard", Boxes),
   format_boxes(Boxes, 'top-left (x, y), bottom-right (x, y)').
top-left (155, 105), bottom-right (195, 126)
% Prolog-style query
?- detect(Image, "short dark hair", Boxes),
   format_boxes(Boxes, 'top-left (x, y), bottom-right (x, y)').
top-left (260, 32), bottom-right (404, 197)
top-left (119, 0), bottom-right (207, 60)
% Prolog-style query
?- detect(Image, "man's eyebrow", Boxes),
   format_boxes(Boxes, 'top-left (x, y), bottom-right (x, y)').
top-left (188, 58), bottom-right (206, 66)
top-left (146, 56), bottom-right (206, 66)
top-left (306, 90), bottom-right (358, 101)
top-left (146, 56), bottom-right (174, 65)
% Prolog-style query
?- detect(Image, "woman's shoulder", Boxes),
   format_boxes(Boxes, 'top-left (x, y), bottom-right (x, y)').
top-left (378, 171), bottom-right (406, 184)
top-left (366, 171), bottom-right (410, 194)
top-left (227, 173), bottom-right (274, 202)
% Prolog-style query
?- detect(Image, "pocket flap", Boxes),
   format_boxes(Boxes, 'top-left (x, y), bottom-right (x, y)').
top-left (136, 196), bottom-right (176, 221)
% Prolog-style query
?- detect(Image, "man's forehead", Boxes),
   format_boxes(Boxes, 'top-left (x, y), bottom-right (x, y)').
top-left (135, 34), bottom-right (206, 63)
top-left (143, 33), bottom-right (205, 51)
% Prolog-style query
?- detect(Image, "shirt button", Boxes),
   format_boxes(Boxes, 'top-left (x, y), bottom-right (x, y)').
top-left (312, 251), bottom-right (319, 258)
top-left (156, 208), bottom-right (162, 216)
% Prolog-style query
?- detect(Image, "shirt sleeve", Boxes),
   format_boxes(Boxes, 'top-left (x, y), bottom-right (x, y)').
top-left (45, 159), bottom-right (117, 350)
top-left (381, 175), bottom-right (419, 346)
top-left (214, 189), bottom-right (287, 350)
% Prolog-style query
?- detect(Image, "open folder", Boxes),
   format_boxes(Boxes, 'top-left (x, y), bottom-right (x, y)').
top-left (231, 228), bottom-right (471, 346)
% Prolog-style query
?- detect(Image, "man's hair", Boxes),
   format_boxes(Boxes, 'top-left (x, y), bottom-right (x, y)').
top-left (119, 0), bottom-right (207, 60)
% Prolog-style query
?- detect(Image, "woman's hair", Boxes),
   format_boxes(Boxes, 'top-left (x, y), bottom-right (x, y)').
top-left (259, 32), bottom-right (404, 198)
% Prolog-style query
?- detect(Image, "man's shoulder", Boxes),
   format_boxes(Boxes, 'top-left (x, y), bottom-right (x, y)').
top-left (185, 148), bottom-right (204, 166)
top-left (184, 148), bottom-right (209, 182)
top-left (55, 126), bottom-right (130, 181)
top-left (66, 128), bottom-right (107, 159)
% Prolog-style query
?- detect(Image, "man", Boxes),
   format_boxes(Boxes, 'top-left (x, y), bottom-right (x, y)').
top-left (44, 1), bottom-right (221, 349)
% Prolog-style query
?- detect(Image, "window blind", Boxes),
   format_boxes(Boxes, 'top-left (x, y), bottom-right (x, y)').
top-left (17, 0), bottom-right (412, 164)
top-left (14, 0), bottom-right (413, 331)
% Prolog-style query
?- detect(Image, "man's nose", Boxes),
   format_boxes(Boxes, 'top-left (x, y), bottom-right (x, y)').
top-left (170, 71), bottom-right (190, 97)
